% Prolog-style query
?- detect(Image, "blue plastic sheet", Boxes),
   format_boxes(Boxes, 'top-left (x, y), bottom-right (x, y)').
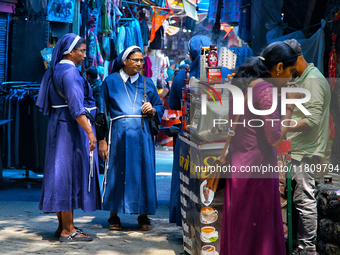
top-left (268, 19), bottom-right (326, 73)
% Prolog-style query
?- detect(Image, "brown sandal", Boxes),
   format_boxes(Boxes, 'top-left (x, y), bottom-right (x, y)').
top-left (108, 216), bottom-right (122, 230)
top-left (137, 215), bottom-right (152, 231)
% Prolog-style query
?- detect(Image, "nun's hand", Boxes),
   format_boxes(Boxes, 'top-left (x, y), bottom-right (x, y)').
top-left (99, 138), bottom-right (108, 161)
top-left (88, 132), bottom-right (97, 151)
top-left (142, 100), bottom-right (156, 115)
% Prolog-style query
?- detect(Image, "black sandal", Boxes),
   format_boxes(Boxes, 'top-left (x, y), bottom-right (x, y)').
top-left (59, 229), bottom-right (92, 242)
top-left (137, 215), bottom-right (152, 231)
top-left (108, 216), bottom-right (122, 230)
top-left (54, 226), bottom-right (81, 238)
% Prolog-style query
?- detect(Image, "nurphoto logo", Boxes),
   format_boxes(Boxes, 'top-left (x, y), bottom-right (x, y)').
top-left (199, 83), bottom-right (311, 128)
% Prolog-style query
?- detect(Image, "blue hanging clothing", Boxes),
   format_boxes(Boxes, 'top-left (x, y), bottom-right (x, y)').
top-left (140, 19), bottom-right (150, 46)
top-left (238, 0), bottom-right (251, 42)
top-left (129, 27), bottom-right (137, 47)
top-left (131, 19), bottom-right (144, 51)
top-left (208, 0), bottom-right (240, 23)
top-left (124, 27), bottom-right (133, 49)
top-left (116, 26), bottom-right (126, 55)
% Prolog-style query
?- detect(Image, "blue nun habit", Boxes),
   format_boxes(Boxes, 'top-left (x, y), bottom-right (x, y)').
top-left (168, 35), bottom-right (232, 225)
top-left (36, 33), bottom-right (102, 213)
top-left (101, 46), bottom-right (164, 214)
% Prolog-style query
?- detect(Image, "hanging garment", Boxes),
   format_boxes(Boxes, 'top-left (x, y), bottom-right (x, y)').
top-left (149, 55), bottom-right (162, 85)
top-left (218, 47), bottom-right (237, 70)
top-left (6, 90), bottom-right (24, 168)
top-left (124, 26), bottom-right (133, 49)
top-left (268, 19), bottom-right (326, 73)
top-left (102, 35), bottom-right (111, 60)
top-left (140, 19), bottom-right (150, 46)
top-left (185, 17), bottom-right (196, 30)
top-left (110, 5), bottom-right (122, 33)
top-left (228, 46), bottom-right (253, 68)
top-left (238, 0), bottom-right (251, 42)
top-left (328, 33), bottom-right (337, 91)
top-left (101, 0), bottom-right (111, 33)
top-left (131, 19), bottom-right (144, 51)
top-left (150, 26), bottom-right (164, 49)
top-left (143, 56), bottom-right (153, 78)
top-left (150, 7), bottom-right (173, 43)
top-left (129, 27), bottom-right (137, 47)
top-left (19, 91), bottom-right (37, 170)
top-left (208, 0), bottom-right (240, 24)
top-left (110, 35), bottom-right (118, 60)
top-left (116, 26), bottom-right (126, 55)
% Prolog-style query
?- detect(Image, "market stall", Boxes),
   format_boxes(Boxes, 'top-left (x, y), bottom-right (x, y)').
top-left (175, 45), bottom-right (232, 255)
top-left (178, 133), bottom-right (225, 255)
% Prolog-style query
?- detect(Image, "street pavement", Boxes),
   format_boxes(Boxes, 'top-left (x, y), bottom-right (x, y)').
top-left (2, 147), bottom-right (339, 255)
top-left (0, 148), bottom-right (184, 255)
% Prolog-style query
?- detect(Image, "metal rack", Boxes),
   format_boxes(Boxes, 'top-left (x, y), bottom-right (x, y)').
top-left (0, 81), bottom-right (43, 189)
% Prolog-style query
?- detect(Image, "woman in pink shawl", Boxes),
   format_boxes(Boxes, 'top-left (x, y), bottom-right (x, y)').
top-left (220, 41), bottom-right (301, 255)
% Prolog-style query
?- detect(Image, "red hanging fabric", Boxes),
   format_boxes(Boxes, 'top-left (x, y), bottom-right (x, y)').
top-left (333, 9), bottom-right (340, 21)
top-left (328, 33), bottom-right (337, 91)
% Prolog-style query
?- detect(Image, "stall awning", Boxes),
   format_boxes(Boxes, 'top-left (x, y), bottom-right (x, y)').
top-left (170, 0), bottom-right (208, 21)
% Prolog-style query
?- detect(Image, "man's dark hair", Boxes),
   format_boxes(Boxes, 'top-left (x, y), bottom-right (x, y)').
top-left (232, 41), bottom-right (297, 90)
top-left (85, 67), bottom-right (98, 79)
top-left (284, 39), bottom-right (303, 56)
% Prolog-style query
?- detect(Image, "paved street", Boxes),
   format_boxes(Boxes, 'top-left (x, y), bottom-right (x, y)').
top-left (0, 149), bottom-right (184, 255)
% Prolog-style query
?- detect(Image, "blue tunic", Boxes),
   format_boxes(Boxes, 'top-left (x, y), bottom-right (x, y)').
top-left (38, 63), bottom-right (102, 213)
top-left (101, 72), bottom-right (164, 214)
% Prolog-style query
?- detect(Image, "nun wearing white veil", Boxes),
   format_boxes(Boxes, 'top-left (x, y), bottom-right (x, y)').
top-left (98, 46), bottom-right (164, 231)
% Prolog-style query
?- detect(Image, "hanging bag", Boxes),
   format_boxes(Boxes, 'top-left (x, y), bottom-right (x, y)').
top-left (143, 76), bottom-right (160, 136)
top-left (206, 80), bottom-right (260, 192)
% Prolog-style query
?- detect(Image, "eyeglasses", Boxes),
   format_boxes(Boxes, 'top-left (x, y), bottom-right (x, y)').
top-left (75, 49), bottom-right (86, 54)
top-left (129, 58), bottom-right (144, 64)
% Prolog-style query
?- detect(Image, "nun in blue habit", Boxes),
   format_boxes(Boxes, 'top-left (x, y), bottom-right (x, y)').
top-left (36, 33), bottom-right (101, 242)
top-left (98, 46), bottom-right (164, 230)
top-left (168, 35), bottom-right (232, 226)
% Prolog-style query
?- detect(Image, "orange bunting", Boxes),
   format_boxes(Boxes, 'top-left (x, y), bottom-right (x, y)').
top-left (220, 22), bottom-right (233, 38)
top-left (150, 6), bottom-right (174, 43)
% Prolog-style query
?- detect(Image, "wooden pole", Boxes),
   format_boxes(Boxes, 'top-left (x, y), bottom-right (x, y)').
top-left (303, 0), bottom-right (317, 33)
top-left (212, 0), bottom-right (223, 44)
top-left (72, 0), bottom-right (80, 35)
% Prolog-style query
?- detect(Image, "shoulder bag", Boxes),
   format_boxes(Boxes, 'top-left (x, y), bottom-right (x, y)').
top-left (143, 76), bottom-right (160, 136)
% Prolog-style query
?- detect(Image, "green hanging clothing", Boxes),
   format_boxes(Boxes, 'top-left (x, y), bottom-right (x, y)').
top-left (101, 0), bottom-right (111, 34)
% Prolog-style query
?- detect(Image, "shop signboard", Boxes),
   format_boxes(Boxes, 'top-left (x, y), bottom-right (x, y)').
top-left (0, 2), bottom-right (15, 13)
top-left (47, 0), bottom-right (75, 23)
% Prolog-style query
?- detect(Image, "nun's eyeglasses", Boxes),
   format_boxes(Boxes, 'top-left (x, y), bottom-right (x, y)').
top-left (129, 58), bottom-right (144, 64)
top-left (75, 49), bottom-right (86, 54)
